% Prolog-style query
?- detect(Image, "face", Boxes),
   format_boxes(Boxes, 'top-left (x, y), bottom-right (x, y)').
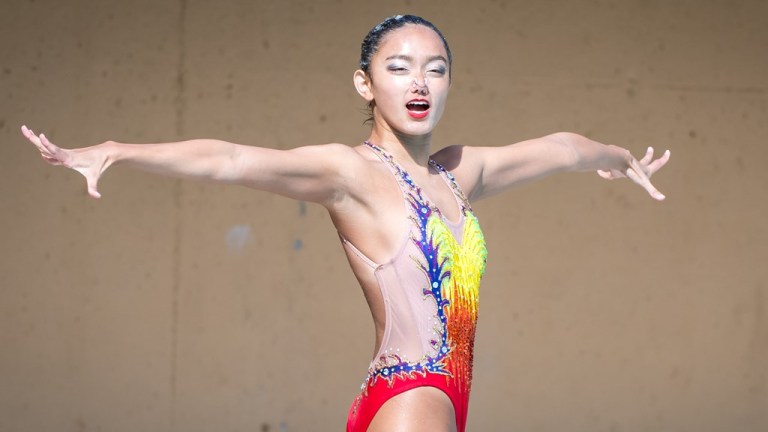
top-left (355, 24), bottom-right (451, 138)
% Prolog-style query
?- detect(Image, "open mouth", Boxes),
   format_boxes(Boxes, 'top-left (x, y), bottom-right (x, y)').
top-left (406, 100), bottom-right (430, 118)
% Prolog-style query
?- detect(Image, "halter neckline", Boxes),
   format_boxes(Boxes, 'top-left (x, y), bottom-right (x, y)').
top-left (363, 141), bottom-right (468, 225)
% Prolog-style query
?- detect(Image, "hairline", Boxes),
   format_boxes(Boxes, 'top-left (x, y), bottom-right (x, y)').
top-left (365, 25), bottom-right (452, 82)
top-left (384, 54), bottom-right (449, 64)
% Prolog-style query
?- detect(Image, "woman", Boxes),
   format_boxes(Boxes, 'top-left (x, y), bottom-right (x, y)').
top-left (22, 14), bottom-right (669, 432)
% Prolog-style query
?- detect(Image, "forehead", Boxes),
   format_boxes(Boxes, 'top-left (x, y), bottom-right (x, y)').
top-left (375, 24), bottom-right (448, 61)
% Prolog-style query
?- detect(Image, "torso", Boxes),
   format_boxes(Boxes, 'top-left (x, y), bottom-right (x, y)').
top-left (336, 142), bottom-right (487, 431)
top-left (329, 143), bottom-right (478, 355)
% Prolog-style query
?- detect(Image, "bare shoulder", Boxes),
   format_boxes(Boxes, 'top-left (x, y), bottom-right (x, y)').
top-left (431, 144), bottom-right (483, 171)
top-left (430, 144), bottom-right (484, 201)
top-left (233, 142), bottom-right (372, 206)
top-left (288, 142), bottom-right (362, 163)
top-left (309, 142), bottom-right (388, 207)
top-left (322, 142), bottom-right (376, 172)
top-left (282, 142), bottom-right (370, 178)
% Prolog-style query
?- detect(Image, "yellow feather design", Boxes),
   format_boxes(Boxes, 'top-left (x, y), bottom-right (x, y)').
top-left (427, 212), bottom-right (487, 391)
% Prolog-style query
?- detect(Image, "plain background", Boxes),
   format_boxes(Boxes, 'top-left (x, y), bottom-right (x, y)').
top-left (1, 0), bottom-right (766, 430)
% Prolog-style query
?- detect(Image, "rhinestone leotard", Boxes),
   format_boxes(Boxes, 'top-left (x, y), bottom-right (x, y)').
top-left (344, 142), bottom-right (487, 431)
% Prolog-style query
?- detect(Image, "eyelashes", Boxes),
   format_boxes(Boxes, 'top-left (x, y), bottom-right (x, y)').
top-left (386, 65), bottom-right (447, 75)
top-left (429, 67), bottom-right (446, 75)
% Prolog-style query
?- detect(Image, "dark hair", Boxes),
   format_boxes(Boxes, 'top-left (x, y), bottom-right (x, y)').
top-left (359, 15), bottom-right (452, 123)
top-left (360, 15), bottom-right (452, 78)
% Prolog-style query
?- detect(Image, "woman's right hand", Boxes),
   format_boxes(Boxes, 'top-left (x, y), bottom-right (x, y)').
top-left (21, 125), bottom-right (108, 198)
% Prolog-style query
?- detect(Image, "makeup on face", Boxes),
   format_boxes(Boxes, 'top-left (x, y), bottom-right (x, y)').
top-left (364, 24), bottom-right (451, 136)
top-left (382, 53), bottom-right (448, 120)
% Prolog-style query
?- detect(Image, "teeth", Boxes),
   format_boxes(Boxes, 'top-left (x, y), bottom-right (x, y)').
top-left (407, 101), bottom-right (429, 108)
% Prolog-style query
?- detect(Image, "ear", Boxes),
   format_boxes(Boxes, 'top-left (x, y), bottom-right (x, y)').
top-left (353, 69), bottom-right (374, 102)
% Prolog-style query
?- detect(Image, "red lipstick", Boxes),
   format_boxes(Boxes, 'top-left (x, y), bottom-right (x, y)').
top-left (406, 98), bottom-right (430, 119)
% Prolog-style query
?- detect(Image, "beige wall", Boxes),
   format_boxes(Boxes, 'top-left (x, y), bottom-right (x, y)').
top-left (1, 0), bottom-right (766, 431)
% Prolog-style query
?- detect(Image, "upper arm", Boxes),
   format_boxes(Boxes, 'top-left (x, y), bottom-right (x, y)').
top-left (433, 133), bottom-right (577, 202)
top-left (225, 143), bottom-right (360, 206)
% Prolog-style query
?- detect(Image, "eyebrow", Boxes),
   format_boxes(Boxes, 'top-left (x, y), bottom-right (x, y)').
top-left (385, 54), bottom-right (448, 64)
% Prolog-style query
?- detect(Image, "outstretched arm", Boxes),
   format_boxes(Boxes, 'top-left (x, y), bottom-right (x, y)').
top-left (20, 125), bottom-right (352, 205)
top-left (438, 132), bottom-right (670, 202)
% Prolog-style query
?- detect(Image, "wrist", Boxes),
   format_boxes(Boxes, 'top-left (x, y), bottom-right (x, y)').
top-left (99, 140), bottom-right (121, 168)
top-left (608, 145), bottom-right (632, 171)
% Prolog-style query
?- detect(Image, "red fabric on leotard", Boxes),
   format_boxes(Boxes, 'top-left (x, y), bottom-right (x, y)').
top-left (347, 370), bottom-right (468, 431)
top-left (343, 143), bottom-right (487, 431)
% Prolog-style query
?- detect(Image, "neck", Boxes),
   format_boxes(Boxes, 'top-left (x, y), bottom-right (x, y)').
top-left (367, 125), bottom-right (433, 167)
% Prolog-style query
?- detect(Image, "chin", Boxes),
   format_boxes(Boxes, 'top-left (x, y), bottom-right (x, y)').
top-left (400, 122), bottom-right (437, 137)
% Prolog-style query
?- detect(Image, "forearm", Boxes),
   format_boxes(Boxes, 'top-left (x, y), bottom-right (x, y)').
top-left (104, 139), bottom-right (359, 204)
top-left (553, 132), bottom-right (632, 173)
top-left (103, 138), bottom-right (240, 182)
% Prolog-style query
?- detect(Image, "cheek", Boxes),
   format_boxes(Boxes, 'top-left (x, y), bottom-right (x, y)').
top-left (389, 75), bottom-right (417, 92)
top-left (432, 85), bottom-right (450, 106)
top-left (375, 79), bottom-right (411, 105)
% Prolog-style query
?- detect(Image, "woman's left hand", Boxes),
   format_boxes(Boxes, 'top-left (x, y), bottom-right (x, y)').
top-left (597, 146), bottom-right (671, 201)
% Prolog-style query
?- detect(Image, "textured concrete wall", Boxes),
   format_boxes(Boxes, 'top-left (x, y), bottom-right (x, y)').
top-left (1, 0), bottom-right (766, 431)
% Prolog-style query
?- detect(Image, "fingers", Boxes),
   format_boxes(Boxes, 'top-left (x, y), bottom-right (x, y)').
top-left (22, 124), bottom-right (102, 198)
top-left (85, 176), bottom-right (102, 199)
top-left (639, 146), bottom-right (654, 165)
top-left (41, 155), bottom-right (64, 166)
top-left (21, 125), bottom-right (43, 146)
top-left (39, 133), bottom-right (59, 154)
top-left (644, 182), bottom-right (665, 201)
top-left (22, 125), bottom-right (50, 153)
top-left (597, 168), bottom-right (626, 180)
top-left (39, 132), bottom-right (70, 166)
top-left (599, 146), bottom-right (669, 201)
top-left (21, 124), bottom-right (34, 138)
top-left (637, 147), bottom-right (671, 177)
top-left (21, 125), bottom-right (44, 151)
top-left (626, 161), bottom-right (665, 201)
top-left (647, 149), bottom-right (671, 174)
top-left (21, 125), bottom-right (70, 166)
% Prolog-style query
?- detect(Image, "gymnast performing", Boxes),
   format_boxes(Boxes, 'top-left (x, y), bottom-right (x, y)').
top-left (21, 14), bottom-right (669, 432)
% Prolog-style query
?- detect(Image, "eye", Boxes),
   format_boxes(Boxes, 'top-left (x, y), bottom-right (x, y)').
top-left (427, 66), bottom-right (447, 76)
top-left (387, 65), bottom-right (408, 73)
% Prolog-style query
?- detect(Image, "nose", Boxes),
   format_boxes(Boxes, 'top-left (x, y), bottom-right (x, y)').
top-left (411, 77), bottom-right (429, 95)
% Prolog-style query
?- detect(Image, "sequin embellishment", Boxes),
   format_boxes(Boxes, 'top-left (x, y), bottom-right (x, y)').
top-left (363, 142), bottom-right (488, 395)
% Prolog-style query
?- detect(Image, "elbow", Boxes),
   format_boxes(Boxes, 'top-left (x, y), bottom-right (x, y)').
top-left (547, 132), bottom-right (583, 171)
top-left (212, 142), bottom-right (243, 183)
